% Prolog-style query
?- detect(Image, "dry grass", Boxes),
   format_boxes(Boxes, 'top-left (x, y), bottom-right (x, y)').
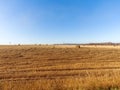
top-left (0, 45), bottom-right (120, 90)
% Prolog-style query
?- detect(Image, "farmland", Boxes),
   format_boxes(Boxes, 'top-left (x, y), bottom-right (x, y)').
top-left (0, 45), bottom-right (120, 90)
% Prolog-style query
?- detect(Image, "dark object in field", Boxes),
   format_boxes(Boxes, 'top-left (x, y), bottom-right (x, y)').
top-left (18, 44), bottom-right (21, 46)
top-left (76, 45), bottom-right (80, 48)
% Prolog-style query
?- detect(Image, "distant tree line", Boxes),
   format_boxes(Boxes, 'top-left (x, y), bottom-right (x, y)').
top-left (54, 42), bottom-right (120, 46)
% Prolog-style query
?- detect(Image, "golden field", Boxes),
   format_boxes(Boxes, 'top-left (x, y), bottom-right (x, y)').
top-left (0, 45), bottom-right (120, 90)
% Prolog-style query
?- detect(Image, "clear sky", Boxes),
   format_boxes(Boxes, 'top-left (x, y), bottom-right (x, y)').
top-left (0, 0), bottom-right (120, 44)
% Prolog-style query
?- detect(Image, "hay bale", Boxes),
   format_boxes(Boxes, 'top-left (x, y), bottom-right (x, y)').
top-left (18, 44), bottom-right (21, 46)
top-left (76, 45), bottom-right (80, 48)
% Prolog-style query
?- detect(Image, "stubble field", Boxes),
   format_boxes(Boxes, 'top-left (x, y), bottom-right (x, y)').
top-left (0, 45), bottom-right (120, 90)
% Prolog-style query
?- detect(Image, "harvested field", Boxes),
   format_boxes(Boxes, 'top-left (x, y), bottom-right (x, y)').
top-left (0, 45), bottom-right (120, 90)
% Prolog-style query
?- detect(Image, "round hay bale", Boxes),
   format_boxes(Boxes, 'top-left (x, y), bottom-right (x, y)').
top-left (76, 45), bottom-right (80, 48)
top-left (18, 44), bottom-right (21, 46)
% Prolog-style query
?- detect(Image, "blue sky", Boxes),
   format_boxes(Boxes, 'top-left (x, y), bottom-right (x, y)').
top-left (0, 0), bottom-right (120, 44)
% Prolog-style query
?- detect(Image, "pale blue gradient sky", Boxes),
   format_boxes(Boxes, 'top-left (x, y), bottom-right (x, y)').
top-left (0, 0), bottom-right (120, 44)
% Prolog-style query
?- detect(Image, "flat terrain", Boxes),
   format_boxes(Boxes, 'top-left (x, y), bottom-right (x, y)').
top-left (0, 45), bottom-right (120, 90)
